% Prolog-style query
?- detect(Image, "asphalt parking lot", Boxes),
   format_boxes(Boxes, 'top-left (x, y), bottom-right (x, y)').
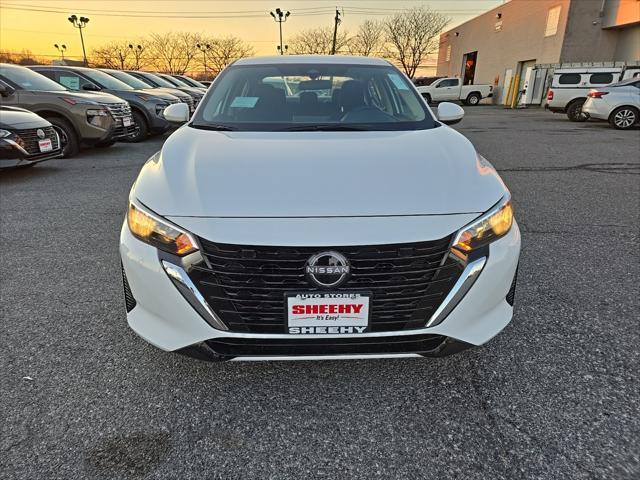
top-left (1, 107), bottom-right (639, 480)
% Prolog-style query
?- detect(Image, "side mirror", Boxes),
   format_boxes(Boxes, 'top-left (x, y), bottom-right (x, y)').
top-left (82, 84), bottom-right (100, 91)
top-left (437, 102), bottom-right (464, 125)
top-left (0, 83), bottom-right (16, 97)
top-left (163, 102), bottom-right (190, 123)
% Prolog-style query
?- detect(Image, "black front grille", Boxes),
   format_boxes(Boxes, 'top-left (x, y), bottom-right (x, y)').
top-left (104, 103), bottom-right (136, 138)
top-left (190, 237), bottom-right (463, 334)
top-left (206, 334), bottom-right (446, 357)
top-left (16, 126), bottom-right (60, 156)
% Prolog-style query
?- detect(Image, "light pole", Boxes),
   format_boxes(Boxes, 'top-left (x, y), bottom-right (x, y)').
top-left (270, 8), bottom-right (290, 55)
top-left (196, 43), bottom-right (211, 80)
top-left (128, 44), bottom-right (144, 70)
top-left (68, 15), bottom-right (89, 66)
top-left (54, 43), bottom-right (67, 61)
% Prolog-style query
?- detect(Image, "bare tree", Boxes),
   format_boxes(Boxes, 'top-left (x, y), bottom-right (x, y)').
top-left (146, 32), bottom-right (203, 74)
top-left (91, 42), bottom-right (134, 69)
top-left (205, 36), bottom-right (254, 76)
top-left (289, 27), bottom-right (349, 55)
top-left (349, 20), bottom-right (385, 56)
top-left (0, 49), bottom-right (44, 65)
top-left (384, 7), bottom-right (450, 78)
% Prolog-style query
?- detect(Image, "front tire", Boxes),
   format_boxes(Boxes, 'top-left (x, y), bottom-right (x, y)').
top-left (566, 99), bottom-right (588, 122)
top-left (609, 106), bottom-right (638, 130)
top-left (422, 93), bottom-right (432, 105)
top-left (46, 116), bottom-right (79, 158)
top-left (466, 93), bottom-right (481, 106)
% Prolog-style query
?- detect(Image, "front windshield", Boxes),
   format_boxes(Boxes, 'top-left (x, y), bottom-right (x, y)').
top-left (192, 63), bottom-right (435, 131)
top-left (180, 76), bottom-right (206, 88)
top-left (104, 70), bottom-right (152, 89)
top-left (82, 69), bottom-right (133, 91)
top-left (161, 75), bottom-right (187, 87)
top-left (0, 64), bottom-right (67, 91)
top-left (138, 72), bottom-right (175, 88)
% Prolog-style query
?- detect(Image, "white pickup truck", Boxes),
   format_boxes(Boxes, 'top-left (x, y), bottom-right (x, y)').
top-left (416, 77), bottom-right (493, 105)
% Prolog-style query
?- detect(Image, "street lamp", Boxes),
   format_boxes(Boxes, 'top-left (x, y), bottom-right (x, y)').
top-left (68, 14), bottom-right (89, 66)
top-left (270, 8), bottom-right (290, 55)
top-left (128, 44), bottom-right (144, 70)
top-left (54, 43), bottom-right (67, 61)
top-left (196, 43), bottom-right (211, 80)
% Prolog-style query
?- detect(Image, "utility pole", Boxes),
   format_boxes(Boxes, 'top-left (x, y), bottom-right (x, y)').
top-left (54, 44), bottom-right (67, 61)
top-left (270, 8), bottom-right (290, 55)
top-left (331, 8), bottom-right (342, 55)
top-left (68, 15), bottom-right (89, 66)
top-left (128, 44), bottom-right (144, 70)
top-left (196, 43), bottom-right (211, 80)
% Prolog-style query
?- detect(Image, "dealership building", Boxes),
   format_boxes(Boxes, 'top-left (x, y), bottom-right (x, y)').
top-left (436, 0), bottom-right (640, 103)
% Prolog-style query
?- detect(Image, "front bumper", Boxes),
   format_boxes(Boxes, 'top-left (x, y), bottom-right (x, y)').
top-left (0, 134), bottom-right (63, 169)
top-left (120, 220), bottom-right (520, 359)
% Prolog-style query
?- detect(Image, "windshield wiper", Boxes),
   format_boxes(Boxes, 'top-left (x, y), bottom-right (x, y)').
top-left (279, 124), bottom-right (369, 132)
top-left (192, 124), bottom-right (237, 131)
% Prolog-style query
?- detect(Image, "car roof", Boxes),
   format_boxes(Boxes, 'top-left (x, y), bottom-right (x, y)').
top-left (234, 55), bottom-right (391, 67)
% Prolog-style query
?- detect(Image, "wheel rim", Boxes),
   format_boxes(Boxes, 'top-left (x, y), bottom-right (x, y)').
top-left (614, 109), bottom-right (635, 128)
top-left (469, 96), bottom-right (479, 105)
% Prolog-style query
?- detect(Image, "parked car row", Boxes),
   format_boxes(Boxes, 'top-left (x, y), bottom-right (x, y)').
top-left (0, 63), bottom-right (208, 165)
top-left (545, 65), bottom-right (640, 129)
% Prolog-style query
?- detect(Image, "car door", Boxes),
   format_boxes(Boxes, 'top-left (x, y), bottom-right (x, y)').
top-left (433, 78), bottom-right (460, 101)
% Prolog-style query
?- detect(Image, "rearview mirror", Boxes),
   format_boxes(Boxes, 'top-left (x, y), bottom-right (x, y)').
top-left (163, 102), bottom-right (190, 123)
top-left (82, 84), bottom-right (101, 91)
top-left (0, 82), bottom-right (16, 97)
top-left (436, 102), bottom-right (464, 125)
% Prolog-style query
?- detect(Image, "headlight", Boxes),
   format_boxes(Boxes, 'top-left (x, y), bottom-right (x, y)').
top-left (86, 108), bottom-right (111, 128)
top-left (0, 129), bottom-right (13, 138)
top-left (452, 196), bottom-right (514, 252)
top-left (155, 103), bottom-right (169, 116)
top-left (127, 200), bottom-right (198, 256)
top-left (86, 109), bottom-right (108, 116)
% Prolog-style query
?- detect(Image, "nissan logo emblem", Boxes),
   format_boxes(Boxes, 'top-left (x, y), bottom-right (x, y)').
top-left (305, 251), bottom-right (351, 288)
top-left (36, 129), bottom-right (46, 139)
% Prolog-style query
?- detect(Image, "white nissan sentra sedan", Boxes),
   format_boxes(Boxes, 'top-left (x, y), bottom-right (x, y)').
top-left (120, 55), bottom-right (521, 361)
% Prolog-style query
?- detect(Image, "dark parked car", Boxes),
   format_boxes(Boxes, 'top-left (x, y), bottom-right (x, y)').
top-left (30, 66), bottom-right (178, 142)
top-left (0, 63), bottom-right (126, 157)
top-left (125, 71), bottom-right (204, 112)
top-left (0, 106), bottom-right (62, 168)
top-left (100, 69), bottom-right (194, 115)
top-left (170, 74), bottom-right (208, 89)
top-left (157, 73), bottom-right (206, 93)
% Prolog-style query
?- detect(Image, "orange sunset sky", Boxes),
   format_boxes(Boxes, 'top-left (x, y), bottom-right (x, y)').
top-left (1, 0), bottom-right (503, 69)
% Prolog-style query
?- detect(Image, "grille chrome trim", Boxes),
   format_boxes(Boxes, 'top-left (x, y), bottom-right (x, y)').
top-left (162, 260), bottom-right (228, 331)
top-left (425, 256), bottom-right (486, 327)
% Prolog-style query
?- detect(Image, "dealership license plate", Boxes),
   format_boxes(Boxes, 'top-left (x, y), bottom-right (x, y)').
top-left (123, 116), bottom-right (133, 127)
top-left (38, 139), bottom-right (53, 152)
top-left (286, 292), bottom-right (370, 335)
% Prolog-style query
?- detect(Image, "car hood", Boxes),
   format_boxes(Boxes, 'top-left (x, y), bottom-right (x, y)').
top-left (134, 126), bottom-right (508, 218)
top-left (54, 90), bottom-right (124, 104)
top-left (0, 109), bottom-right (50, 129)
top-left (131, 89), bottom-right (178, 101)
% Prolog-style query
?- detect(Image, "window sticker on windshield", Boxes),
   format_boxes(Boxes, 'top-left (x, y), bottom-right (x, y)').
top-left (230, 96), bottom-right (259, 108)
top-left (59, 76), bottom-right (80, 90)
top-left (387, 73), bottom-right (410, 90)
